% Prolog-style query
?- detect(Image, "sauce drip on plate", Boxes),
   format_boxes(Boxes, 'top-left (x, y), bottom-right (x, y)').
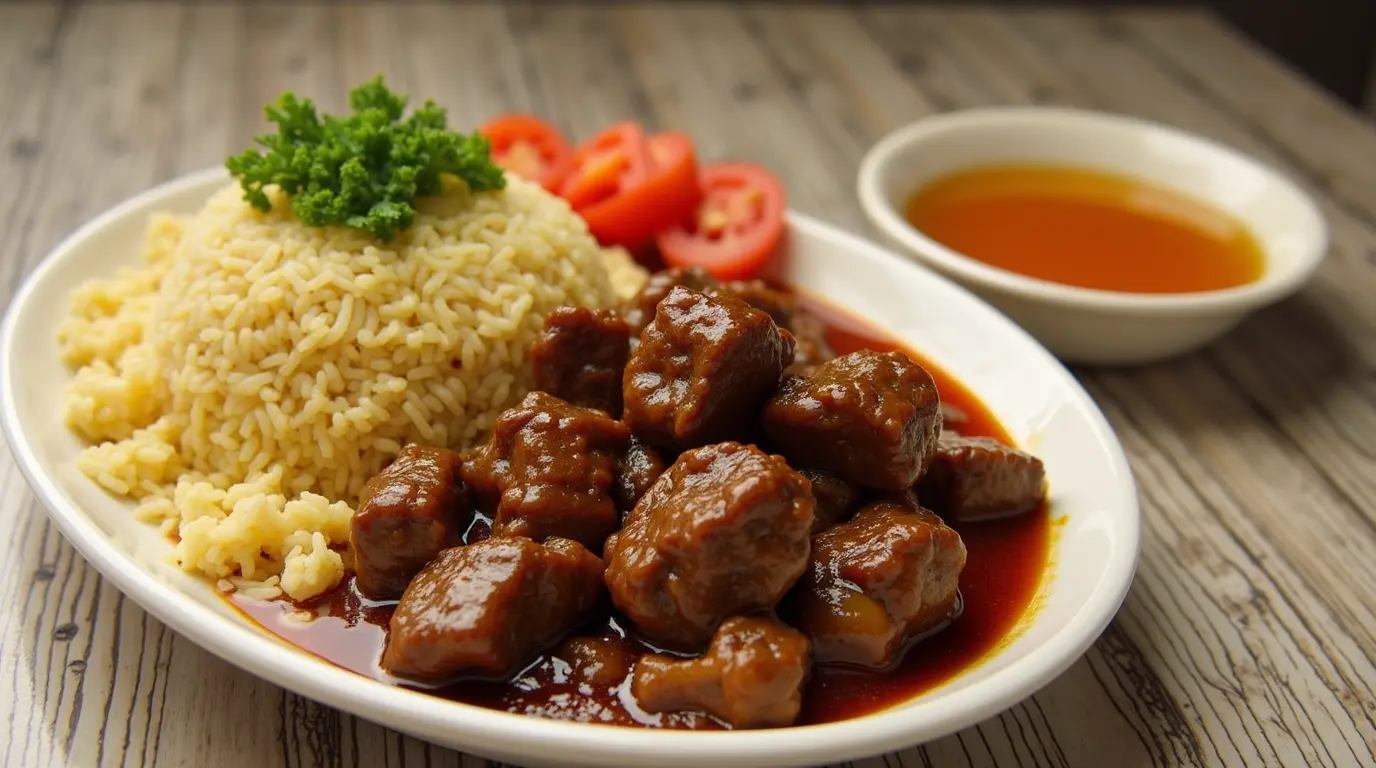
top-left (905, 163), bottom-right (1265, 294)
top-left (229, 295), bottom-right (1053, 728)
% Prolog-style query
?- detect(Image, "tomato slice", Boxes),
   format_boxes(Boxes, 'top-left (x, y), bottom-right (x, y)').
top-left (558, 122), bottom-right (654, 212)
top-left (478, 114), bottom-right (575, 193)
top-left (563, 127), bottom-right (703, 250)
top-left (655, 163), bottom-right (787, 280)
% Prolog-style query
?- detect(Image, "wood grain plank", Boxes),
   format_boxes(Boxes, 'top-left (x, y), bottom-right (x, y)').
top-left (1089, 368), bottom-right (1376, 767)
top-left (612, 3), bottom-right (871, 232)
top-left (0, 7), bottom-right (165, 767)
top-left (164, 3), bottom-right (244, 174)
top-left (0, 5), bottom-right (72, 763)
top-left (0, 0), bottom-right (69, 313)
top-left (850, 5), bottom-right (1009, 115)
top-left (507, 3), bottom-right (663, 138)
top-left (860, 6), bottom-right (1079, 111)
top-left (388, 3), bottom-right (527, 130)
top-left (1123, 11), bottom-right (1376, 227)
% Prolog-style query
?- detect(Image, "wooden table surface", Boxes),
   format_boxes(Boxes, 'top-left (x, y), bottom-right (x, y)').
top-left (3, 3), bottom-right (1376, 767)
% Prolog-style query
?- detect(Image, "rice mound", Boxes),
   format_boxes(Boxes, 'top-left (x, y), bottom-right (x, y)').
top-left (60, 175), bottom-right (646, 600)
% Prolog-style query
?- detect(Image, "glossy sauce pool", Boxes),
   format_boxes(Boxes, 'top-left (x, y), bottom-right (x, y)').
top-left (905, 163), bottom-right (1265, 294)
top-left (229, 295), bottom-right (1054, 728)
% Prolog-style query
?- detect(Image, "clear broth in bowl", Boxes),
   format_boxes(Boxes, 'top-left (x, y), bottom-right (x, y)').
top-left (905, 163), bottom-right (1265, 294)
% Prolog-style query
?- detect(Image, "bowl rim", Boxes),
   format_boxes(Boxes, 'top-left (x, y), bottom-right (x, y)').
top-left (0, 166), bottom-right (1141, 766)
top-left (856, 105), bottom-right (1330, 316)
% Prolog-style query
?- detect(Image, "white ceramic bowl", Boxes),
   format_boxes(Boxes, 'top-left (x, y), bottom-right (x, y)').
top-left (857, 106), bottom-right (1329, 366)
top-left (1, 168), bottom-right (1139, 767)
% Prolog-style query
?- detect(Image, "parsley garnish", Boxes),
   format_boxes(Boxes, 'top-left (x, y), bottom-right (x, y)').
top-left (226, 76), bottom-right (506, 241)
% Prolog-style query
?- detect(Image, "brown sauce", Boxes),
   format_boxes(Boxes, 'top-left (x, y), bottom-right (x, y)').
top-left (229, 294), bottom-right (1053, 728)
top-left (905, 163), bottom-right (1265, 294)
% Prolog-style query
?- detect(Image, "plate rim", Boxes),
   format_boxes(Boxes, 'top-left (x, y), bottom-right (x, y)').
top-left (0, 167), bottom-right (1141, 767)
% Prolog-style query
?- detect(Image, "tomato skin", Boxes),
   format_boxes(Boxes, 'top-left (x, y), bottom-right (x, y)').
top-left (656, 163), bottom-right (787, 281)
top-left (576, 131), bottom-right (702, 250)
top-left (558, 122), bottom-right (654, 213)
top-left (478, 114), bottom-right (574, 193)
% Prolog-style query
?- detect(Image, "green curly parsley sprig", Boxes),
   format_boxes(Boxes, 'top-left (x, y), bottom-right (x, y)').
top-left (225, 76), bottom-right (506, 242)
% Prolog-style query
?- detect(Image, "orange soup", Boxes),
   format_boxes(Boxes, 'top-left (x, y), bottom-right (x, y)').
top-left (905, 163), bottom-right (1265, 293)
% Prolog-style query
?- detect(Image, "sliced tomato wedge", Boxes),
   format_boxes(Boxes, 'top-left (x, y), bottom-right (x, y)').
top-left (562, 127), bottom-right (703, 250)
top-left (478, 114), bottom-right (574, 193)
top-left (558, 122), bottom-right (654, 212)
top-left (656, 163), bottom-right (787, 280)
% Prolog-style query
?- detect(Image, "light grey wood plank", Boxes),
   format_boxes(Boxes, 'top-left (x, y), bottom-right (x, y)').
top-left (1123, 11), bottom-right (1376, 224)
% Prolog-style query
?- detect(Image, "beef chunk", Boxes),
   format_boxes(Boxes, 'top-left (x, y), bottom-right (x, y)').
top-left (462, 392), bottom-right (630, 552)
top-left (351, 445), bottom-right (472, 600)
top-left (799, 469), bottom-right (860, 534)
top-left (612, 436), bottom-right (666, 518)
top-left (788, 311), bottom-right (834, 368)
top-left (623, 287), bottom-right (794, 452)
top-left (604, 442), bottom-right (814, 650)
top-left (554, 636), bottom-right (636, 687)
top-left (711, 279), bottom-right (795, 328)
top-left (632, 616), bottom-right (811, 729)
top-left (790, 491), bottom-right (966, 669)
top-left (711, 279), bottom-right (834, 368)
top-left (916, 434), bottom-right (1046, 521)
top-left (381, 537), bottom-right (604, 682)
top-left (763, 350), bottom-right (942, 490)
top-left (530, 307), bottom-right (631, 417)
top-left (623, 267), bottom-right (721, 335)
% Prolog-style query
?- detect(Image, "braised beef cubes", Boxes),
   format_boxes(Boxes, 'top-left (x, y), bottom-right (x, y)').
top-left (798, 469), bottom-right (860, 534)
top-left (611, 436), bottom-right (666, 518)
top-left (623, 287), bottom-right (794, 452)
top-left (715, 279), bottom-right (831, 371)
top-left (711, 278), bottom-right (834, 366)
top-left (623, 268), bottom-right (832, 362)
top-left (763, 350), bottom-right (942, 491)
top-left (320, 266), bottom-right (1055, 731)
top-left (382, 536), bottom-right (604, 682)
top-left (604, 442), bottom-right (814, 649)
top-left (787, 312), bottom-right (834, 369)
top-left (555, 636), bottom-right (637, 687)
top-left (710, 279), bottom-right (794, 328)
top-left (530, 307), bottom-right (631, 417)
top-left (351, 445), bottom-right (473, 600)
top-left (623, 266), bottom-right (721, 335)
top-left (917, 434), bottom-right (1047, 521)
top-left (791, 491), bottom-right (967, 669)
top-left (633, 616), bottom-right (811, 729)
top-left (462, 392), bottom-right (629, 552)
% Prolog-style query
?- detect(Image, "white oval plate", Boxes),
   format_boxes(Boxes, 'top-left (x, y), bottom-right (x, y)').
top-left (0, 168), bottom-right (1139, 768)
